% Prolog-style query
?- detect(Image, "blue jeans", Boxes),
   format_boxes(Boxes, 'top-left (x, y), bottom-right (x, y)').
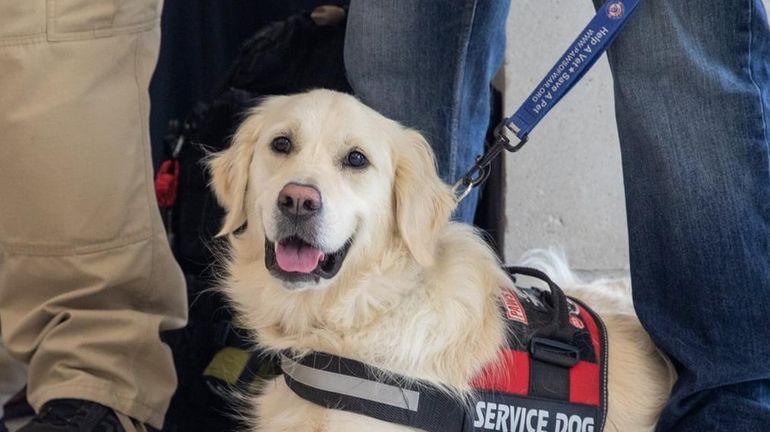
top-left (345, 1), bottom-right (510, 223)
top-left (604, 0), bottom-right (770, 430)
top-left (346, 0), bottom-right (770, 430)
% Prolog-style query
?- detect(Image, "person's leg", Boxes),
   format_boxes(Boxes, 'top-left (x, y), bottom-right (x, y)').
top-left (0, 0), bottom-right (187, 428)
top-left (600, 0), bottom-right (770, 429)
top-left (344, 0), bottom-right (510, 223)
top-left (0, 342), bottom-right (26, 422)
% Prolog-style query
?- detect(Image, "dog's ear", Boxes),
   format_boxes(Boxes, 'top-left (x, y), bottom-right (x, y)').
top-left (394, 130), bottom-right (457, 266)
top-left (208, 112), bottom-right (262, 236)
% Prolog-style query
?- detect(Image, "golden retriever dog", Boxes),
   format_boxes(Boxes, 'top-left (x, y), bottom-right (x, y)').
top-left (208, 89), bottom-right (674, 432)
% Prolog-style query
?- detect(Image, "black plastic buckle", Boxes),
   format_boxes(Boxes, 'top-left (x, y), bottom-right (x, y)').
top-left (493, 122), bottom-right (528, 153)
top-left (530, 337), bottom-right (580, 368)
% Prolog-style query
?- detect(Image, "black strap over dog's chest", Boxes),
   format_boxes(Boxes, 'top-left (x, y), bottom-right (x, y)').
top-left (281, 352), bottom-right (473, 430)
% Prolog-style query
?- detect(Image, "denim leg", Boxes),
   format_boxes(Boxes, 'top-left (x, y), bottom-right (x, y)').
top-left (599, 0), bottom-right (770, 430)
top-left (344, 0), bottom-right (509, 223)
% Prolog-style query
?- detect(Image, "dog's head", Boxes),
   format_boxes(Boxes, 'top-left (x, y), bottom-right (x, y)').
top-left (209, 90), bottom-right (456, 291)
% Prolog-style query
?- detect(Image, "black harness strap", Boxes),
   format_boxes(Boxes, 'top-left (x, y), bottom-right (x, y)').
top-left (507, 267), bottom-right (579, 404)
top-left (507, 266), bottom-right (572, 341)
top-left (281, 352), bottom-right (471, 431)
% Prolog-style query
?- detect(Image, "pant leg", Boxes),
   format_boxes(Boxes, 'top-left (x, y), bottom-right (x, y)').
top-left (0, 342), bottom-right (26, 419)
top-left (599, 0), bottom-right (770, 430)
top-left (0, 1), bottom-right (187, 428)
top-left (344, 0), bottom-right (510, 223)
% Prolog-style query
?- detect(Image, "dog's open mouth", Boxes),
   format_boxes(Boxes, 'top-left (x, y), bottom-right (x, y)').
top-left (265, 235), bottom-right (352, 284)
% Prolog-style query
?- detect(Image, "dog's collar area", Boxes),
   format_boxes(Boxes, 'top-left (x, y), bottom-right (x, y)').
top-left (278, 267), bottom-right (609, 432)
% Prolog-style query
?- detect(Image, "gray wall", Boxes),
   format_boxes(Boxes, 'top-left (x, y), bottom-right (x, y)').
top-left (503, 2), bottom-right (629, 271)
top-left (502, 0), bottom-right (770, 271)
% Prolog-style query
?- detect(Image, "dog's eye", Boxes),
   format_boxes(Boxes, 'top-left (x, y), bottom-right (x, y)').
top-left (271, 137), bottom-right (292, 154)
top-left (344, 150), bottom-right (369, 169)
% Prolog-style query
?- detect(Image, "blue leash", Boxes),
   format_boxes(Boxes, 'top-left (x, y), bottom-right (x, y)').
top-left (454, 0), bottom-right (641, 200)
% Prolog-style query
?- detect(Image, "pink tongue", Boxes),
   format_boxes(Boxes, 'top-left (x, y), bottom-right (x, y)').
top-left (275, 241), bottom-right (325, 273)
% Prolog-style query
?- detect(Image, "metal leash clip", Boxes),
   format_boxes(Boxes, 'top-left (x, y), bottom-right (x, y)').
top-left (452, 121), bottom-right (528, 202)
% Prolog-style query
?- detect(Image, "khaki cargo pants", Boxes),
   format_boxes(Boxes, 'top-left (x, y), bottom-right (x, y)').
top-left (0, 0), bottom-right (188, 428)
top-left (0, 341), bottom-right (26, 418)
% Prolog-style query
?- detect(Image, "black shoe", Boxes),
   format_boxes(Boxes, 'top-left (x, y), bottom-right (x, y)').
top-left (18, 399), bottom-right (155, 432)
top-left (0, 418), bottom-right (8, 432)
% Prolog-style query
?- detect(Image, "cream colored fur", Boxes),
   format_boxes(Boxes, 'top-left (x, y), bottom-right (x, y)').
top-left (209, 89), bottom-right (674, 432)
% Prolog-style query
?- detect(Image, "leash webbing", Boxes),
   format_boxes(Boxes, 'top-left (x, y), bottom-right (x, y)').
top-left (454, 0), bottom-right (641, 200)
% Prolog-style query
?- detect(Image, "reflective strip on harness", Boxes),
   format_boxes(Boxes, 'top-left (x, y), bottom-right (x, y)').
top-left (281, 351), bottom-right (471, 431)
top-left (280, 354), bottom-right (420, 411)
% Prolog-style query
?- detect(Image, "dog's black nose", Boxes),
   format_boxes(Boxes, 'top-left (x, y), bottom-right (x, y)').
top-left (278, 183), bottom-right (322, 217)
